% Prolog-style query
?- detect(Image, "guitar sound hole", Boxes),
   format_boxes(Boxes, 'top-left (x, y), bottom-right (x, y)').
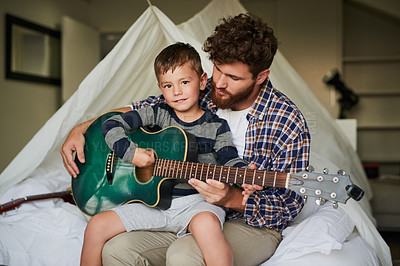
top-left (135, 165), bottom-right (155, 182)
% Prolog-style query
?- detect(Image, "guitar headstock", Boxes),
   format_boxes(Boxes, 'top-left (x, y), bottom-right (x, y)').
top-left (289, 167), bottom-right (364, 208)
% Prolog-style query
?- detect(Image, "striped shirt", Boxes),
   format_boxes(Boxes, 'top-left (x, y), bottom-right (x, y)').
top-left (131, 78), bottom-right (310, 232)
top-left (102, 103), bottom-right (247, 168)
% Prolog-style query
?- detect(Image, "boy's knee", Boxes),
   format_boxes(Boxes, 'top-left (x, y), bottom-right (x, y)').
top-left (193, 212), bottom-right (220, 226)
top-left (85, 214), bottom-right (105, 236)
top-left (190, 212), bottom-right (222, 234)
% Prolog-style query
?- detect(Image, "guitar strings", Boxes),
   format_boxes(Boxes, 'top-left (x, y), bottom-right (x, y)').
top-left (153, 159), bottom-right (288, 187)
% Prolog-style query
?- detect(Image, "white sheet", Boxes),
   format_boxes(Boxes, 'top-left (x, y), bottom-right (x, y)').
top-left (0, 169), bottom-right (88, 266)
top-left (0, 0), bottom-right (392, 265)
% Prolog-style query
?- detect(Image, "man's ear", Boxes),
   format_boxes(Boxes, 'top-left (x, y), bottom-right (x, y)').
top-left (200, 72), bottom-right (208, 91)
top-left (255, 69), bottom-right (270, 85)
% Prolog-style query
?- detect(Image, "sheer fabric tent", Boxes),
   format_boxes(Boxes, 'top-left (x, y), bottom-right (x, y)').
top-left (0, 0), bottom-right (391, 265)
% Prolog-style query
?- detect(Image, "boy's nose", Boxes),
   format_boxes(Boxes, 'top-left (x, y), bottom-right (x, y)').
top-left (173, 87), bottom-right (183, 95)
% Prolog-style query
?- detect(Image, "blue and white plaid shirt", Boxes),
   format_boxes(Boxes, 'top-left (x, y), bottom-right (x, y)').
top-left (131, 78), bottom-right (310, 232)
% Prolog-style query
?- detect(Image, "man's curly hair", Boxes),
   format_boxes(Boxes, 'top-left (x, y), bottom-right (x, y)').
top-left (203, 13), bottom-right (278, 79)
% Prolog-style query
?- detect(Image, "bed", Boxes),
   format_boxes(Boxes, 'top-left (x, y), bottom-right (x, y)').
top-left (0, 0), bottom-right (391, 265)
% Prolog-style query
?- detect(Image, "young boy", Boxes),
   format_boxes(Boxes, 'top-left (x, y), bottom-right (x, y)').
top-left (80, 42), bottom-right (248, 266)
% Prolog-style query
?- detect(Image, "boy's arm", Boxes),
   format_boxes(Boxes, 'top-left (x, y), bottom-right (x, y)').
top-left (61, 107), bottom-right (131, 178)
top-left (101, 108), bottom-right (156, 167)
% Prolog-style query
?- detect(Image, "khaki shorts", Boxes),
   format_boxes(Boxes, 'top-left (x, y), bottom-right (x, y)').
top-left (103, 218), bottom-right (282, 266)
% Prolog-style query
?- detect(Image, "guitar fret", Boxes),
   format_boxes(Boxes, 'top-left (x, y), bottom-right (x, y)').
top-left (164, 160), bottom-right (168, 177)
top-left (158, 159), bottom-right (163, 176)
top-left (167, 160), bottom-right (171, 176)
top-left (174, 161), bottom-right (177, 178)
top-left (285, 173), bottom-right (290, 188)
top-left (262, 171), bottom-right (266, 187)
top-left (184, 161), bottom-right (188, 180)
top-left (200, 164), bottom-right (204, 181)
top-left (195, 163), bottom-right (199, 180)
top-left (225, 167), bottom-right (230, 182)
top-left (189, 162), bottom-right (194, 179)
top-left (213, 165), bottom-right (217, 181)
top-left (252, 170), bottom-right (256, 185)
top-left (243, 168), bottom-right (247, 184)
top-left (219, 166), bottom-right (223, 182)
top-left (273, 172), bottom-right (277, 187)
top-left (179, 161), bottom-right (183, 180)
top-left (206, 164), bottom-right (210, 180)
top-left (234, 167), bottom-right (238, 184)
top-left (165, 160), bottom-right (169, 177)
top-left (154, 160), bottom-right (158, 176)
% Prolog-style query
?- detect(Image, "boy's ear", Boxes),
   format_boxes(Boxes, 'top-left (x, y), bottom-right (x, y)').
top-left (200, 72), bottom-right (208, 91)
top-left (255, 69), bottom-right (270, 85)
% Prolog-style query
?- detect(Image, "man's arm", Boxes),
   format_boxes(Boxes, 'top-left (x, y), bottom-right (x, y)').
top-left (188, 178), bottom-right (246, 212)
top-left (189, 129), bottom-right (309, 232)
top-left (60, 107), bottom-right (131, 177)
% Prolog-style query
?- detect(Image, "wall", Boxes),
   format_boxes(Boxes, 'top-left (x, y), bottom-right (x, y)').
top-left (0, 0), bottom-right (91, 171)
top-left (0, 0), bottom-right (342, 172)
top-left (343, 1), bottom-right (400, 175)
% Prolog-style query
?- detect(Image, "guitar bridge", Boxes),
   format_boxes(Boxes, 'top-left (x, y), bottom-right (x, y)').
top-left (106, 152), bottom-right (118, 185)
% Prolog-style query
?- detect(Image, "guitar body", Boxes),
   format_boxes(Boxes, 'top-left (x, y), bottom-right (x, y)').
top-left (72, 112), bottom-right (197, 216)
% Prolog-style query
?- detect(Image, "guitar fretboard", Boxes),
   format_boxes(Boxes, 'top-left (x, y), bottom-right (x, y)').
top-left (153, 159), bottom-right (290, 188)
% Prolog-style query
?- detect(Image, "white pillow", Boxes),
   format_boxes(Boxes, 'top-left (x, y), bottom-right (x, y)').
top-left (264, 201), bottom-right (354, 263)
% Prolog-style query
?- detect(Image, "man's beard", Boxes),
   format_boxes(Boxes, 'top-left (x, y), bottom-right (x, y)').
top-left (210, 80), bottom-right (256, 109)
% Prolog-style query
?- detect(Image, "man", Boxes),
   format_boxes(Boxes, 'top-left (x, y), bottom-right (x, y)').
top-left (61, 13), bottom-right (310, 266)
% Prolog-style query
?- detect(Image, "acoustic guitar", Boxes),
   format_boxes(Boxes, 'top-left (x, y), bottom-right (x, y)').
top-left (72, 112), bottom-right (364, 216)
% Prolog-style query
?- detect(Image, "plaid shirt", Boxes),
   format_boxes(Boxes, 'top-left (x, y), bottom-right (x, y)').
top-left (131, 78), bottom-right (310, 232)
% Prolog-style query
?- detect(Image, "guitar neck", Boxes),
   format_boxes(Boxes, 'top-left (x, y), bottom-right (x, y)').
top-left (0, 190), bottom-right (72, 214)
top-left (153, 159), bottom-right (290, 188)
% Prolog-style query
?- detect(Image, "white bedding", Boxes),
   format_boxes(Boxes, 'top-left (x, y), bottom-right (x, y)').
top-left (0, 0), bottom-right (392, 265)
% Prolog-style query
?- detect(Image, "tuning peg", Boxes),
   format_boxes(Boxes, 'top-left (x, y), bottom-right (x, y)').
top-left (316, 197), bottom-right (326, 206)
top-left (333, 201), bottom-right (338, 209)
top-left (323, 168), bottom-right (329, 174)
top-left (337, 169), bottom-right (346, 175)
top-left (346, 184), bottom-right (364, 201)
top-left (303, 195), bottom-right (308, 204)
top-left (306, 165), bottom-right (314, 172)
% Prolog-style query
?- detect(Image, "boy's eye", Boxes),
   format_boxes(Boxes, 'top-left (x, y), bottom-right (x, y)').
top-left (182, 80), bottom-right (189, 85)
top-left (164, 84), bottom-right (172, 89)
